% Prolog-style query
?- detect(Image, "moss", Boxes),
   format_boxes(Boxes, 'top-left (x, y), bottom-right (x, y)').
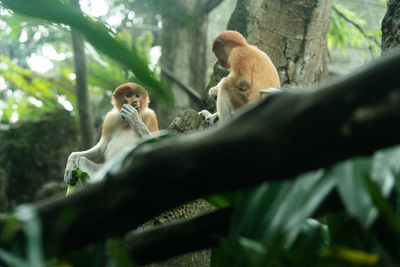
top-left (0, 110), bottom-right (78, 209)
top-left (227, 0), bottom-right (250, 38)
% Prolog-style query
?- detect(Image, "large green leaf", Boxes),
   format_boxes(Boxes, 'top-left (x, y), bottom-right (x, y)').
top-left (0, 0), bottom-right (172, 104)
top-left (335, 158), bottom-right (377, 228)
top-left (213, 170), bottom-right (336, 266)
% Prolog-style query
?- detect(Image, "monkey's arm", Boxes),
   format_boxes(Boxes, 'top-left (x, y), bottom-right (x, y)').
top-left (142, 109), bottom-right (159, 133)
top-left (64, 139), bottom-right (106, 184)
top-left (120, 104), bottom-right (151, 137)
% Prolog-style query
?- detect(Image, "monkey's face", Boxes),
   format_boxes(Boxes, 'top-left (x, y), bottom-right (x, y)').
top-left (113, 83), bottom-right (149, 111)
top-left (124, 90), bottom-right (143, 110)
top-left (212, 41), bottom-right (230, 69)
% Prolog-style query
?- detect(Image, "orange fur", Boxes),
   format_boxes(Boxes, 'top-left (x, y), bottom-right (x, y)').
top-left (210, 30), bottom-right (280, 120)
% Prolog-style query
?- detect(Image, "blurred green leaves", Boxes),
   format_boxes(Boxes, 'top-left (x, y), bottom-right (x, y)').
top-left (328, 3), bottom-right (381, 52)
top-left (0, 0), bottom-right (172, 104)
top-left (0, 205), bottom-right (44, 267)
top-left (0, 55), bottom-right (75, 121)
top-left (211, 145), bottom-right (400, 266)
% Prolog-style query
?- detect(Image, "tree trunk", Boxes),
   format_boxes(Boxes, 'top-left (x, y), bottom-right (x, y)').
top-left (71, 0), bottom-right (94, 149)
top-left (246, 0), bottom-right (332, 86)
top-left (381, 0), bottom-right (400, 52)
top-left (158, 1), bottom-right (222, 128)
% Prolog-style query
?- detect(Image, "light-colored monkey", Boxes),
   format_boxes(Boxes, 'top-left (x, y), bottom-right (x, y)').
top-left (200, 30), bottom-right (280, 124)
top-left (64, 82), bottom-right (159, 185)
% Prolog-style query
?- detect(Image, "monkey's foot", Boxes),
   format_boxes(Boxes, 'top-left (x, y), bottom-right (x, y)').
top-left (199, 110), bottom-right (219, 126)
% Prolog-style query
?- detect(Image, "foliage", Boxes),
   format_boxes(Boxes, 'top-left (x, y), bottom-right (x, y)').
top-left (328, 3), bottom-right (381, 53)
top-left (65, 167), bottom-right (91, 196)
top-left (0, 0), bottom-right (171, 104)
top-left (0, 0), bottom-right (170, 124)
top-left (210, 144), bottom-right (400, 266)
top-left (0, 55), bottom-right (76, 121)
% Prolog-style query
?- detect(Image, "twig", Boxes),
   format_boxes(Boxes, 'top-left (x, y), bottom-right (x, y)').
top-left (201, 0), bottom-right (224, 15)
top-left (332, 5), bottom-right (380, 47)
top-left (160, 65), bottom-right (204, 107)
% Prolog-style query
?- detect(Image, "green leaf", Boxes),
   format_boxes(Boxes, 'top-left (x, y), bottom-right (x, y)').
top-left (365, 178), bottom-right (400, 235)
top-left (0, 248), bottom-right (27, 267)
top-left (334, 158), bottom-right (377, 228)
top-left (213, 170), bottom-right (336, 266)
top-left (322, 247), bottom-right (379, 266)
top-left (65, 185), bottom-right (75, 196)
top-left (0, 0), bottom-right (172, 104)
top-left (15, 205), bottom-right (45, 266)
top-left (106, 239), bottom-right (136, 267)
top-left (205, 192), bottom-right (237, 209)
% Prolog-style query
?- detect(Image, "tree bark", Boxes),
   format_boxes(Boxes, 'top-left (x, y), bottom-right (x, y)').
top-left (381, 0), bottom-right (400, 52)
top-left (71, 0), bottom-right (94, 149)
top-left (124, 208), bottom-right (232, 265)
top-left (2, 48), bottom-right (400, 261)
top-left (246, 0), bottom-right (332, 86)
top-left (158, 0), bottom-right (222, 128)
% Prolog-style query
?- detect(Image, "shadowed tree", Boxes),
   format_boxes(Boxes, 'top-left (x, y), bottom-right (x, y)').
top-left (381, 0), bottom-right (400, 52)
top-left (71, 0), bottom-right (94, 149)
top-left (158, 0), bottom-right (223, 128)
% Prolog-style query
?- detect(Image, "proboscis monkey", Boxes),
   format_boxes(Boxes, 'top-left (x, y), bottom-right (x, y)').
top-left (64, 82), bottom-right (159, 185)
top-left (200, 30), bottom-right (280, 124)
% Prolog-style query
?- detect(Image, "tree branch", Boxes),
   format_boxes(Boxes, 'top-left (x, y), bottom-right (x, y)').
top-left (2, 49), bottom-right (400, 261)
top-left (201, 0), bottom-right (224, 15)
top-left (160, 65), bottom-right (204, 107)
top-left (124, 208), bottom-right (232, 264)
top-left (332, 5), bottom-right (380, 47)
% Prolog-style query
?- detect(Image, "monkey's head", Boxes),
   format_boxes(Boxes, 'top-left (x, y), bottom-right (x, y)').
top-left (212, 30), bottom-right (247, 69)
top-left (112, 83), bottom-right (149, 112)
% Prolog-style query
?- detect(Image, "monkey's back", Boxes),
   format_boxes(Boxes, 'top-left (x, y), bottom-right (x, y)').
top-left (230, 45), bottom-right (280, 102)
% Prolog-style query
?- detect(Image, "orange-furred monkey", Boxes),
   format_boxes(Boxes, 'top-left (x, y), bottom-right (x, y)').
top-left (200, 30), bottom-right (280, 124)
top-left (64, 82), bottom-right (158, 185)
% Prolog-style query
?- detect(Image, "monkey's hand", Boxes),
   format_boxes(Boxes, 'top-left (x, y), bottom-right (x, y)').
top-left (64, 152), bottom-right (80, 185)
top-left (199, 110), bottom-right (219, 126)
top-left (121, 104), bottom-right (151, 137)
top-left (209, 85), bottom-right (218, 101)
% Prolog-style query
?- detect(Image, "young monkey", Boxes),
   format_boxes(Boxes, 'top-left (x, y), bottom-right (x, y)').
top-left (200, 30), bottom-right (280, 124)
top-left (64, 82), bottom-right (158, 185)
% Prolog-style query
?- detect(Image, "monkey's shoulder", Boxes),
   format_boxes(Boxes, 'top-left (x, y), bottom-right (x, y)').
top-left (141, 108), bottom-right (159, 132)
top-left (102, 109), bottom-right (124, 133)
top-left (142, 108), bottom-right (156, 116)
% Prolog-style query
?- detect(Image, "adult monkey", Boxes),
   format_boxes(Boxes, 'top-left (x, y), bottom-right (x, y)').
top-left (200, 30), bottom-right (280, 124)
top-left (64, 82), bottom-right (159, 185)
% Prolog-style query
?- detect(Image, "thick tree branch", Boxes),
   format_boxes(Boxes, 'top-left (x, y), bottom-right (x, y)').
top-left (2, 49), bottom-right (400, 260)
